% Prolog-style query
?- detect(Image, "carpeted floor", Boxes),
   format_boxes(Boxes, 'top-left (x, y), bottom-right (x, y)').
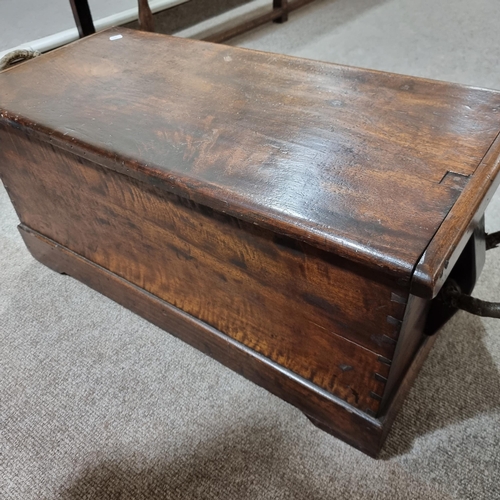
top-left (1, 0), bottom-right (500, 499)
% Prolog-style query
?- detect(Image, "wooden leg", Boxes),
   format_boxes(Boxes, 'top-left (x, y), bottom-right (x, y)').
top-left (273, 0), bottom-right (289, 23)
top-left (69, 0), bottom-right (95, 38)
top-left (204, 0), bottom-right (317, 44)
top-left (138, 0), bottom-right (155, 32)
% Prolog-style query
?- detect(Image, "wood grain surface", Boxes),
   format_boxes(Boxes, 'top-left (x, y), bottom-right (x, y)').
top-left (17, 224), bottom-right (387, 457)
top-left (2, 29), bottom-right (500, 295)
top-left (0, 129), bottom-right (406, 414)
top-left (2, 28), bottom-right (500, 454)
top-left (412, 132), bottom-right (500, 297)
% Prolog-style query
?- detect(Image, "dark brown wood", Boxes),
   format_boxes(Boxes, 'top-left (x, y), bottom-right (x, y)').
top-left (379, 295), bottom-right (429, 413)
top-left (424, 221), bottom-right (486, 335)
top-left (273, 0), bottom-right (289, 24)
top-left (138, 0), bottom-right (155, 32)
top-left (204, 9), bottom-right (284, 44)
top-left (377, 334), bottom-right (439, 447)
top-left (18, 224), bottom-right (385, 457)
top-left (69, 0), bottom-right (96, 38)
top-left (205, 0), bottom-right (316, 43)
top-left (0, 128), bottom-right (398, 414)
top-left (412, 132), bottom-right (500, 298)
top-left (1, 29), bottom-right (500, 455)
top-left (2, 29), bottom-right (499, 292)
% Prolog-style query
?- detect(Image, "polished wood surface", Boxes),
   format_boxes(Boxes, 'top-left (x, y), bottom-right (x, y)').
top-left (14, 224), bottom-right (443, 457)
top-left (0, 129), bottom-right (402, 414)
top-left (1, 29), bottom-right (500, 295)
top-left (1, 29), bottom-right (500, 455)
top-left (413, 133), bottom-right (500, 298)
top-left (18, 224), bottom-right (386, 457)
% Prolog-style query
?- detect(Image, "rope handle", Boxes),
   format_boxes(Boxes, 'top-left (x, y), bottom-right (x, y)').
top-left (0, 49), bottom-right (40, 71)
top-left (440, 230), bottom-right (500, 319)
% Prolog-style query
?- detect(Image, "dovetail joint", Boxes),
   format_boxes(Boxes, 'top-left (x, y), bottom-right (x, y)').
top-left (377, 355), bottom-right (392, 366)
top-left (387, 315), bottom-right (403, 327)
top-left (382, 334), bottom-right (397, 346)
top-left (390, 292), bottom-right (407, 304)
top-left (374, 373), bottom-right (388, 383)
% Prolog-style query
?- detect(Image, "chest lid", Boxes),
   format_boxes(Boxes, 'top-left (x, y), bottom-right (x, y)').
top-left (1, 28), bottom-right (500, 297)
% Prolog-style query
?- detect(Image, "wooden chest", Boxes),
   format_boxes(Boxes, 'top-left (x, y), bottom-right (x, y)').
top-left (1, 28), bottom-right (499, 457)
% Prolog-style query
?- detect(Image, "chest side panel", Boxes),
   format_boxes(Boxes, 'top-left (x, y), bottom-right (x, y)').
top-left (0, 130), bottom-right (411, 415)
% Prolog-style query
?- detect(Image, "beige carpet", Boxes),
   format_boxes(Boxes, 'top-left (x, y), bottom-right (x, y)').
top-left (1, 0), bottom-right (500, 498)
